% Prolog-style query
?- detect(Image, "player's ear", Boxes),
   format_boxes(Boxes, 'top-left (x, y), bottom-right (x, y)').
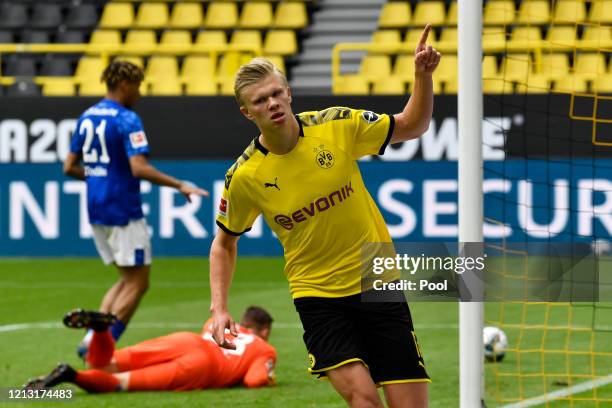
top-left (287, 86), bottom-right (292, 104)
top-left (240, 105), bottom-right (255, 121)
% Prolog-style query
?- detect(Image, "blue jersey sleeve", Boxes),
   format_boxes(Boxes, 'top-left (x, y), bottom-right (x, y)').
top-left (70, 118), bottom-right (85, 154)
top-left (119, 111), bottom-right (150, 158)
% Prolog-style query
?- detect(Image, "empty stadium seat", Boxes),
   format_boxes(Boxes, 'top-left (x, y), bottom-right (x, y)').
top-left (378, 2), bottom-right (411, 28)
top-left (546, 26), bottom-right (577, 50)
top-left (405, 28), bottom-right (437, 46)
top-left (482, 55), bottom-right (498, 78)
top-left (413, 1), bottom-right (446, 26)
top-left (501, 54), bottom-right (533, 81)
top-left (169, 2), bottom-right (203, 29)
top-left (40, 56), bottom-right (73, 76)
top-left (21, 30), bottom-right (50, 44)
top-left (334, 76), bottom-right (369, 95)
top-left (588, 0), bottom-right (612, 23)
top-left (185, 78), bottom-right (217, 96)
top-left (515, 75), bottom-right (550, 93)
top-left (582, 26), bottom-right (612, 44)
top-left (195, 31), bottom-right (227, 48)
top-left (158, 30), bottom-right (192, 54)
top-left (0, 30), bottom-right (14, 43)
top-left (30, 4), bottom-right (63, 29)
top-left (483, 78), bottom-right (513, 94)
top-left (553, 77), bottom-right (588, 93)
top-left (146, 56), bottom-right (179, 79)
top-left (264, 30), bottom-right (297, 55)
top-left (218, 52), bottom-right (248, 80)
top-left (538, 53), bottom-right (570, 80)
top-left (89, 30), bottom-right (122, 47)
top-left (275, 2), bottom-right (308, 29)
top-left (444, 78), bottom-right (457, 94)
top-left (509, 27), bottom-right (543, 47)
top-left (592, 75), bottom-right (612, 93)
top-left (43, 79), bottom-right (76, 97)
top-left (123, 30), bottom-right (157, 55)
top-left (114, 56), bottom-right (144, 69)
top-left (56, 30), bottom-right (86, 44)
top-left (4, 55), bottom-right (37, 77)
top-left (552, 0), bottom-right (586, 24)
top-left (219, 78), bottom-right (235, 96)
top-left (372, 30), bottom-right (402, 45)
top-left (0, 3), bottom-right (27, 29)
top-left (150, 80), bottom-right (182, 96)
top-left (372, 77), bottom-right (406, 95)
top-left (231, 30), bottom-right (263, 50)
top-left (100, 3), bottom-right (134, 29)
top-left (482, 27), bottom-right (507, 48)
top-left (265, 55), bottom-right (286, 74)
top-left (446, 2), bottom-right (458, 25)
top-left (517, 0), bottom-right (550, 25)
top-left (75, 57), bottom-right (106, 80)
top-left (7, 79), bottom-right (41, 96)
top-left (181, 55), bottom-right (215, 79)
top-left (434, 55), bottom-right (457, 82)
top-left (240, 2), bottom-right (273, 29)
top-left (205, 3), bottom-right (238, 29)
top-left (65, 4), bottom-right (99, 29)
top-left (360, 55), bottom-right (392, 82)
top-left (483, 1), bottom-right (515, 26)
top-left (394, 54), bottom-right (415, 79)
top-left (574, 53), bottom-right (607, 79)
top-left (135, 3), bottom-right (169, 29)
top-left (79, 81), bottom-right (106, 96)
top-left (440, 28), bottom-right (457, 44)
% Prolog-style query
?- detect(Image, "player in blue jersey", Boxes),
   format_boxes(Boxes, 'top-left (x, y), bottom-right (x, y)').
top-left (63, 61), bottom-right (208, 357)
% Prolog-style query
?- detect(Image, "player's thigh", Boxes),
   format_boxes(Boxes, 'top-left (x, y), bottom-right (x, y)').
top-left (383, 382), bottom-right (428, 408)
top-left (326, 362), bottom-right (383, 408)
top-left (115, 332), bottom-right (202, 371)
top-left (91, 224), bottom-right (115, 265)
top-left (128, 350), bottom-right (210, 391)
top-left (294, 297), bottom-right (366, 376)
top-left (108, 219), bottom-right (152, 267)
top-left (356, 301), bottom-right (429, 385)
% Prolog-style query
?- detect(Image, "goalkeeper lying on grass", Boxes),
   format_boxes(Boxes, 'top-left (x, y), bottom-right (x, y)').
top-left (24, 307), bottom-right (276, 392)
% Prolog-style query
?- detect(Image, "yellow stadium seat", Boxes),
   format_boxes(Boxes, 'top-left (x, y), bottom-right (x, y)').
top-left (185, 78), bottom-right (217, 96)
top-left (553, 76), bottom-right (588, 93)
top-left (135, 3), bottom-right (168, 29)
top-left (217, 52), bottom-right (244, 81)
top-left (181, 55), bottom-right (215, 80)
top-left (546, 26), bottom-right (577, 50)
top-left (114, 56), bottom-right (144, 69)
top-left (552, 0), bottom-right (586, 24)
top-left (195, 31), bottom-right (227, 50)
top-left (123, 30), bottom-right (157, 55)
top-left (444, 78), bottom-right (457, 94)
top-left (79, 81), bottom-right (107, 96)
top-left (517, 0), bottom-right (550, 25)
top-left (372, 30), bottom-right (402, 45)
top-left (43, 79), bottom-right (76, 96)
top-left (360, 55), bottom-right (392, 82)
top-left (435, 55), bottom-right (457, 82)
top-left (515, 75), bottom-right (550, 93)
top-left (484, 0), bottom-right (515, 26)
top-left (574, 53), bottom-right (606, 79)
top-left (440, 28), bottom-right (457, 44)
top-left (483, 78), bottom-right (513, 94)
top-left (413, 1), bottom-right (445, 26)
top-left (333, 75), bottom-right (369, 95)
top-left (509, 26), bottom-right (542, 47)
top-left (219, 78), bottom-right (235, 96)
top-left (169, 2), bottom-right (203, 29)
top-left (231, 30), bottom-right (263, 50)
top-left (146, 56), bottom-right (179, 79)
top-left (274, 2), bottom-right (307, 29)
top-left (89, 30), bottom-right (121, 46)
top-left (592, 75), bottom-right (612, 93)
top-left (588, 0), bottom-right (612, 23)
top-left (264, 30), bottom-right (297, 55)
top-left (372, 76), bottom-right (406, 95)
top-left (446, 2), bottom-right (458, 25)
top-left (482, 56), bottom-right (498, 78)
top-left (501, 54), bottom-right (533, 81)
top-left (538, 53), bottom-right (570, 80)
top-left (75, 57), bottom-right (106, 80)
top-left (158, 30), bottom-right (192, 54)
top-left (264, 55), bottom-right (286, 74)
top-left (205, 3), bottom-right (238, 29)
top-left (150, 80), bottom-right (182, 96)
top-left (240, 2), bottom-right (273, 29)
top-left (378, 2), bottom-right (411, 28)
top-left (394, 54), bottom-right (415, 79)
top-left (100, 3), bottom-right (134, 29)
top-left (405, 28), bottom-right (437, 46)
top-left (483, 27), bottom-right (507, 48)
top-left (582, 26), bottom-right (612, 44)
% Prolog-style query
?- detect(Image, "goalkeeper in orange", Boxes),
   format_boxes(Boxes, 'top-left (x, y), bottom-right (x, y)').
top-left (24, 307), bottom-right (276, 393)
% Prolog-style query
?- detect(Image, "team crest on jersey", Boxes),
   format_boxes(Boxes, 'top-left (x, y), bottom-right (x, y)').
top-left (129, 131), bottom-right (148, 148)
top-left (361, 111), bottom-right (380, 124)
top-left (315, 150), bottom-right (334, 169)
top-left (219, 198), bottom-right (228, 216)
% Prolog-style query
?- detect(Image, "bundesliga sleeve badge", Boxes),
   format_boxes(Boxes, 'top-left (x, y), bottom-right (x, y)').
top-left (129, 131), bottom-right (148, 148)
top-left (219, 198), bottom-right (228, 217)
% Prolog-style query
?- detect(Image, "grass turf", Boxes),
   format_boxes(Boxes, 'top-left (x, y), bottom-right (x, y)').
top-left (1, 257), bottom-right (610, 407)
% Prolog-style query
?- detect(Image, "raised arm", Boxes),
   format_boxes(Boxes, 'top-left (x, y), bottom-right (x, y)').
top-left (391, 24), bottom-right (441, 144)
top-left (129, 154), bottom-right (209, 202)
top-left (209, 229), bottom-right (240, 349)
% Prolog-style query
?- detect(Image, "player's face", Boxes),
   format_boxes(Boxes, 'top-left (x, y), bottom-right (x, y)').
top-left (240, 74), bottom-right (292, 130)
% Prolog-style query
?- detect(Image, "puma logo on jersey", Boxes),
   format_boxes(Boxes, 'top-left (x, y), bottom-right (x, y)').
top-left (361, 111), bottom-right (380, 124)
top-left (265, 178), bottom-right (280, 190)
top-left (273, 182), bottom-right (355, 230)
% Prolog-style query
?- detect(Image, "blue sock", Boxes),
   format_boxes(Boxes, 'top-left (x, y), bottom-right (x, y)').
top-left (110, 319), bottom-right (126, 341)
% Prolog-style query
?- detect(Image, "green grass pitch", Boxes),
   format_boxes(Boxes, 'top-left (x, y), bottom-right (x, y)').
top-left (1, 258), bottom-right (610, 407)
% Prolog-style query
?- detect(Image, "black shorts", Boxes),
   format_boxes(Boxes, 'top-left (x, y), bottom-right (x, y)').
top-left (294, 292), bottom-right (430, 385)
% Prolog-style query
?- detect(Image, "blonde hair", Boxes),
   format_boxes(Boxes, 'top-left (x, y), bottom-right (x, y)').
top-left (234, 57), bottom-right (288, 105)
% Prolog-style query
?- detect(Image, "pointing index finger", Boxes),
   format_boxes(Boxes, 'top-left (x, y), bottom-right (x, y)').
top-left (419, 24), bottom-right (432, 46)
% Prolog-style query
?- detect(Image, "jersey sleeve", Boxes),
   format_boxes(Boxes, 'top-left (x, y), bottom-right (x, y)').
top-left (243, 352), bottom-right (276, 388)
top-left (119, 111), bottom-right (150, 158)
top-left (348, 109), bottom-right (395, 159)
top-left (216, 169), bottom-right (260, 236)
top-left (69, 118), bottom-right (85, 154)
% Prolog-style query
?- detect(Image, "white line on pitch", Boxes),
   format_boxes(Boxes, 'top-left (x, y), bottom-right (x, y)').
top-left (0, 322), bottom-right (458, 333)
top-left (500, 374), bottom-right (612, 408)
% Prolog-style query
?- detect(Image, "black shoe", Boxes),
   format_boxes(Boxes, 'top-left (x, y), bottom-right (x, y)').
top-left (23, 363), bottom-right (77, 390)
top-left (63, 309), bottom-right (117, 331)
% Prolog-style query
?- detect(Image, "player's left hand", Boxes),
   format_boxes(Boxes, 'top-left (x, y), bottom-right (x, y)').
top-left (178, 182), bottom-right (209, 202)
top-left (414, 24), bottom-right (441, 74)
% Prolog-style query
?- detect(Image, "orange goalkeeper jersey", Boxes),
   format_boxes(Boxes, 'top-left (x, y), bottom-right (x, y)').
top-left (200, 319), bottom-right (277, 388)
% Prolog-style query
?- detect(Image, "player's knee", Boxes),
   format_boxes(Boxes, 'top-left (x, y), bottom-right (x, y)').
top-left (348, 390), bottom-right (384, 408)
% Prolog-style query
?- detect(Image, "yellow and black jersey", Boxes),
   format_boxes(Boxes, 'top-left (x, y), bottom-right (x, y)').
top-left (216, 107), bottom-right (397, 298)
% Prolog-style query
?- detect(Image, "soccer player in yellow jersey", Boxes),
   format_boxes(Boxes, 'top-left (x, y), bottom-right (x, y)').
top-left (210, 25), bottom-right (441, 407)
